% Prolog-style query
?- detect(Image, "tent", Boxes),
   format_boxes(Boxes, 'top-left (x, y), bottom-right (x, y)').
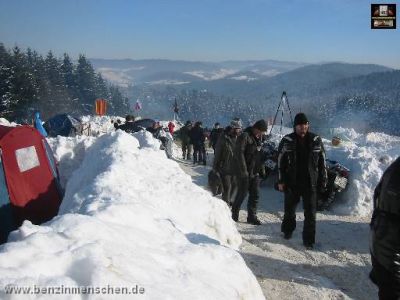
top-left (43, 114), bottom-right (83, 137)
top-left (133, 118), bottom-right (156, 131)
top-left (0, 125), bottom-right (63, 243)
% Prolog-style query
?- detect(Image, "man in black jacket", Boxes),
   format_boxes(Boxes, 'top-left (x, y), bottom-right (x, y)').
top-left (213, 119), bottom-right (242, 206)
top-left (178, 121), bottom-right (193, 160)
top-left (118, 115), bottom-right (136, 133)
top-left (209, 122), bottom-right (223, 152)
top-left (370, 157), bottom-right (400, 299)
top-left (190, 121), bottom-right (206, 165)
top-left (232, 119), bottom-right (268, 225)
top-left (277, 113), bottom-right (327, 248)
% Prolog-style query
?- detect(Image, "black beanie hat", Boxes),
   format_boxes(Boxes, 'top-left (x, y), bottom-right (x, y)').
top-left (253, 119), bottom-right (268, 132)
top-left (294, 113), bottom-right (309, 126)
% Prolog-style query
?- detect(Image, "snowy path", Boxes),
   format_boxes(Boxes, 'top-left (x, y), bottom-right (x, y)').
top-left (177, 156), bottom-right (378, 300)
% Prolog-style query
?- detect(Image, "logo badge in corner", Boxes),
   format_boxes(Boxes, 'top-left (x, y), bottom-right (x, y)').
top-left (371, 4), bottom-right (396, 29)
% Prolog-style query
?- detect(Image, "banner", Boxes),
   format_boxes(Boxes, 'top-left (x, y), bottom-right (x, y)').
top-left (95, 99), bottom-right (107, 116)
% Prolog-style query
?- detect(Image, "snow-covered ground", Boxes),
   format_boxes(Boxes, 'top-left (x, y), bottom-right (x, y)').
top-left (177, 124), bottom-right (399, 299)
top-left (179, 153), bottom-right (379, 300)
top-left (0, 120), bottom-right (263, 300)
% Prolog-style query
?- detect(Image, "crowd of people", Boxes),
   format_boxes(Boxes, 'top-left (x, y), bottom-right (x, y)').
top-left (176, 114), bottom-right (327, 238)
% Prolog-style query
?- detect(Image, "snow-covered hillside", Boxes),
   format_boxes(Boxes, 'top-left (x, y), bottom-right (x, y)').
top-left (0, 125), bottom-right (264, 299)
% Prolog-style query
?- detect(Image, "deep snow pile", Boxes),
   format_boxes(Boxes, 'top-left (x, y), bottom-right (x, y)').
top-left (0, 130), bottom-right (263, 299)
top-left (81, 115), bottom-right (121, 136)
top-left (323, 128), bottom-right (400, 216)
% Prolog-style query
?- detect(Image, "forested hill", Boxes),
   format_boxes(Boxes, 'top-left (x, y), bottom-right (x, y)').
top-left (0, 43), bottom-right (129, 122)
top-left (128, 64), bottom-right (400, 134)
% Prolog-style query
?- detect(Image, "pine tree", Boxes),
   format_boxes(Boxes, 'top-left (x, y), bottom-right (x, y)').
top-left (0, 45), bottom-right (129, 120)
top-left (75, 54), bottom-right (97, 113)
top-left (9, 46), bottom-right (36, 120)
top-left (109, 85), bottom-right (128, 115)
top-left (0, 43), bottom-right (13, 117)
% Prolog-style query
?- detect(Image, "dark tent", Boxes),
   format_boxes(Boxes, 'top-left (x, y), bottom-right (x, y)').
top-left (0, 125), bottom-right (63, 243)
top-left (133, 118), bottom-right (155, 131)
top-left (43, 114), bottom-right (83, 137)
top-left (118, 118), bottom-right (156, 133)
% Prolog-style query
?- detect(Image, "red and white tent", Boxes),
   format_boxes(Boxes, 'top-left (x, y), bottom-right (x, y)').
top-left (0, 125), bottom-right (62, 242)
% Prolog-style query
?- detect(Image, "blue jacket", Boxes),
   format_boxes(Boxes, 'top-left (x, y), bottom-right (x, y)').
top-left (34, 112), bottom-right (48, 137)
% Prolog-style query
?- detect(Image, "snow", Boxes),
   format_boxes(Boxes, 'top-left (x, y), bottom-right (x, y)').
top-left (0, 118), bottom-right (18, 127)
top-left (0, 125), bottom-right (263, 299)
top-left (184, 69), bottom-right (236, 81)
top-left (146, 80), bottom-right (190, 85)
top-left (179, 152), bottom-right (378, 300)
top-left (230, 75), bottom-right (257, 81)
top-left (96, 67), bottom-right (135, 87)
top-left (80, 115), bottom-right (119, 136)
top-left (323, 128), bottom-right (400, 216)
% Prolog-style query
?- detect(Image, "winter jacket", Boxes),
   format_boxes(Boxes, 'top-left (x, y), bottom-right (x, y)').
top-left (210, 128), bottom-right (223, 148)
top-left (34, 112), bottom-right (48, 137)
top-left (234, 127), bottom-right (263, 178)
top-left (189, 126), bottom-right (205, 147)
top-left (370, 157), bottom-right (400, 277)
top-left (213, 131), bottom-right (237, 175)
top-left (168, 122), bottom-right (175, 135)
top-left (177, 125), bottom-right (192, 145)
top-left (277, 131), bottom-right (327, 191)
top-left (118, 121), bottom-right (140, 133)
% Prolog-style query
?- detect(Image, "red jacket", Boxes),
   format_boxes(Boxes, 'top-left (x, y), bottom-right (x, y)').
top-left (168, 122), bottom-right (175, 135)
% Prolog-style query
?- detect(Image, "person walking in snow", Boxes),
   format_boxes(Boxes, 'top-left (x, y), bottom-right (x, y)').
top-left (209, 122), bottom-right (223, 152)
top-left (190, 121), bottom-right (206, 165)
top-left (213, 119), bottom-right (243, 206)
top-left (370, 156), bottom-right (400, 299)
top-left (33, 112), bottom-right (48, 137)
top-left (167, 121), bottom-right (175, 135)
top-left (177, 120), bottom-right (193, 160)
top-left (231, 119), bottom-right (268, 225)
top-left (147, 121), bottom-right (173, 158)
top-left (277, 113), bottom-right (327, 249)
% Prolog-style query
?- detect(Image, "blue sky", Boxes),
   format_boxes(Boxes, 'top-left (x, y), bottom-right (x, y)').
top-left (0, 0), bottom-right (399, 67)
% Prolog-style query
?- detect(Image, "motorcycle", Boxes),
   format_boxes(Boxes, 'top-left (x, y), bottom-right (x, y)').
top-left (259, 139), bottom-right (279, 180)
top-left (317, 159), bottom-right (350, 211)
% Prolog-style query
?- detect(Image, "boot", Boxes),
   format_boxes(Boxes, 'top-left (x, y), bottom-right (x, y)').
top-left (231, 208), bottom-right (239, 222)
top-left (283, 232), bottom-right (292, 240)
top-left (247, 215), bottom-right (262, 225)
top-left (303, 241), bottom-right (314, 249)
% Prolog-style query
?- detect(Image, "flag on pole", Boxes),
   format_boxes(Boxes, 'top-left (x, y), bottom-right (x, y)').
top-left (173, 98), bottom-right (179, 114)
top-left (134, 99), bottom-right (142, 111)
